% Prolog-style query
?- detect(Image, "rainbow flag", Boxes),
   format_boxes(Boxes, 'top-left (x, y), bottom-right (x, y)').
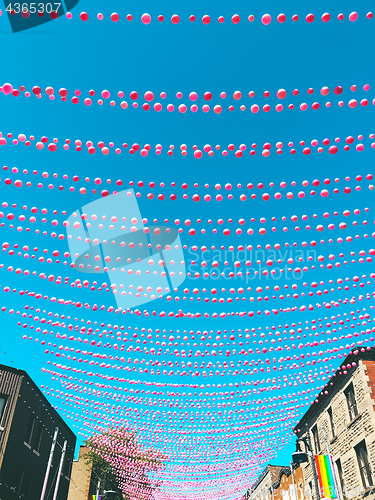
top-left (315, 455), bottom-right (337, 499)
top-left (91, 496), bottom-right (101, 500)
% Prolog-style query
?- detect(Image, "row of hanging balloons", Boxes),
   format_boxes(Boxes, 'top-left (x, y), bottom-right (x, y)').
top-left (2, 173), bottom-right (373, 497)
top-left (5, 10), bottom-right (370, 24)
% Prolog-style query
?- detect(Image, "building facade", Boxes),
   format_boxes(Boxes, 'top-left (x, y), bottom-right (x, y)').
top-left (0, 363), bottom-right (76, 499)
top-left (294, 347), bottom-right (375, 500)
top-left (67, 446), bottom-right (94, 500)
top-left (272, 465), bottom-right (304, 500)
top-left (244, 465), bottom-right (304, 500)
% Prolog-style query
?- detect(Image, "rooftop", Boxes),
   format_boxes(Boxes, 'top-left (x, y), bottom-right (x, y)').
top-left (0, 362), bottom-right (76, 439)
top-left (293, 345), bottom-right (375, 435)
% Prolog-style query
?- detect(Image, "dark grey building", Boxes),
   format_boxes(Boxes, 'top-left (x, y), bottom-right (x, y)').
top-left (0, 364), bottom-right (76, 499)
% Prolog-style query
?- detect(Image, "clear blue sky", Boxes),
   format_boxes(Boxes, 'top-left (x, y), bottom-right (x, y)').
top-left (0, 0), bottom-right (374, 497)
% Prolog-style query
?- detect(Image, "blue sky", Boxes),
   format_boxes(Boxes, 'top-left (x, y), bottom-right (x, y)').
top-left (0, 0), bottom-right (374, 497)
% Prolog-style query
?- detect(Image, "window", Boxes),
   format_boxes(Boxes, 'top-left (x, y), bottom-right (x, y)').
top-left (25, 414), bottom-right (36, 445)
top-left (344, 383), bottom-right (358, 421)
top-left (355, 440), bottom-right (373, 488)
top-left (336, 459), bottom-right (346, 498)
top-left (308, 481), bottom-right (313, 499)
top-left (328, 407), bottom-right (336, 438)
top-left (0, 395), bottom-right (7, 424)
top-left (312, 425), bottom-right (320, 453)
top-left (31, 421), bottom-right (43, 452)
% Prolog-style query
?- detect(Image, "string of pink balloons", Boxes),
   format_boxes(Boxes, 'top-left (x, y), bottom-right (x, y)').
top-left (4, 252), bottom-right (375, 324)
top-left (0, 138), bottom-right (373, 494)
top-left (6, 254), bottom-right (375, 314)
top-left (38, 340), bottom-right (371, 391)
top-left (2, 201), bottom-right (374, 274)
top-left (2, 266), bottom-right (373, 320)
top-left (36, 336), bottom-right (374, 446)
top-left (14, 296), bottom-right (375, 472)
top-left (21, 301), bottom-right (375, 361)
top-left (64, 11), bottom-right (373, 24)
top-left (0, 174), bottom-right (373, 203)
top-left (1, 82), bottom-right (373, 115)
top-left (0, 130), bottom-right (374, 158)
top-left (2, 215), bottom-right (375, 280)
top-left (38, 341), bottom-right (355, 412)
top-left (0, 161), bottom-right (372, 195)
top-left (1, 83), bottom-right (371, 100)
top-left (34, 342), bottom-right (372, 497)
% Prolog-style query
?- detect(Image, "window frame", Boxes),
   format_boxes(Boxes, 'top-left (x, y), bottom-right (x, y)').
top-left (32, 420), bottom-right (43, 452)
top-left (308, 481), bottom-right (313, 499)
top-left (25, 413), bottom-right (36, 445)
top-left (327, 407), bottom-right (336, 438)
top-left (344, 383), bottom-right (358, 421)
top-left (355, 440), bottom-right (373, 489)
top-left (0, 394), bottom-right (8, 425)
top-left (312, 425), bottom-right (320, 454)
top-left (335, 458), bottom-right (346, 498)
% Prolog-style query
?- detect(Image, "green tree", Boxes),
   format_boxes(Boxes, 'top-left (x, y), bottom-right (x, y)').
top-left (84, 427), bottom-right (168, 500)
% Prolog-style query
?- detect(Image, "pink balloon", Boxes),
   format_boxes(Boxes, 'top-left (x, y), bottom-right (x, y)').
top-left (144, 91), bottom-right (154, 102)
top-left (349, 12), bottom-right (358, 22)
top-left (261, 14), bottom-right (271, 25)
top-left (3, 83), bottom-right (13, 95)
top-left (141, 13), bottom-right (151, 24)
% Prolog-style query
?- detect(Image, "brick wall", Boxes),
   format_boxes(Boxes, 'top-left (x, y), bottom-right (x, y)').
top-left (67, 446), bottom-right (93, 500)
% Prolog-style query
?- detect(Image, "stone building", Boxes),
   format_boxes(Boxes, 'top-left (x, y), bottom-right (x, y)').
top-left (272, 465), bottom-right (304, 500)
top-left (67, 446), bottom-right (94, 500)
top-left (243, 465), bottom-right (300, 500)
top-left (294, 346), bottom-right (375, 500)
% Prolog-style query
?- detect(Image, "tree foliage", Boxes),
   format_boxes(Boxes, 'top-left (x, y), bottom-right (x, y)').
top-left (83, 427), bottom-right (168, 500)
